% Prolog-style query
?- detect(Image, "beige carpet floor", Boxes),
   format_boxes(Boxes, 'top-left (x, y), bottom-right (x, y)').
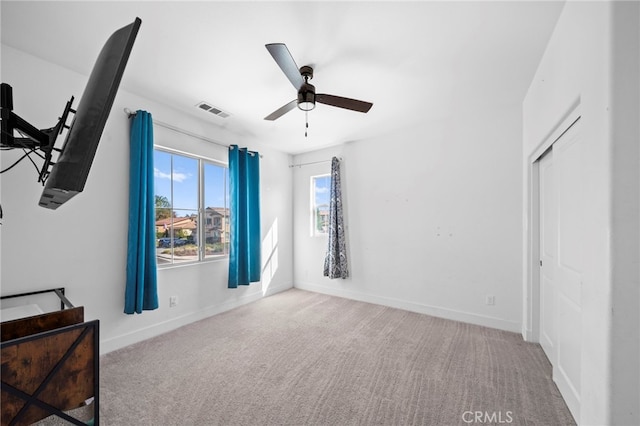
top-left (98, 289), bottom-right (576, 425)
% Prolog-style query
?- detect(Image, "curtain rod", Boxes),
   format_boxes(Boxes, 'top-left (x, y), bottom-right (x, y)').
top-left (289, 157), bottom-right (342, 168)
top-left (124, 108), bottom-right (253, 154)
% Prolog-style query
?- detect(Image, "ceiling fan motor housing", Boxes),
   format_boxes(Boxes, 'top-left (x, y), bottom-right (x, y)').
top-left (298, 81), bottom-right (316, 111)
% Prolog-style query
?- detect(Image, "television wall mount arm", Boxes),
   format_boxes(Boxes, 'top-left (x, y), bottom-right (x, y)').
top-left (0, 83), bottom-right (75, 183)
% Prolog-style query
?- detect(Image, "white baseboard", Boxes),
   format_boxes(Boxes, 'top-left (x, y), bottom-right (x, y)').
top-left (295, 281), bottom-right (521, 334)
top-left (522, 326), bottom-right (538, 342)
top-left (100, 282), bottom-right (291, 354)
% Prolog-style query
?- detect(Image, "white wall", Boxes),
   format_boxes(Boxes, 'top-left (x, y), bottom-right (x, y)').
top-left (522, 1), bottom-right (639, 424)
top-left (610, 3), bottom-right (640, 424)
top-left (293, 105), bottom-right (523, 333)
top-left (0, 46), bottom-right (293, 354)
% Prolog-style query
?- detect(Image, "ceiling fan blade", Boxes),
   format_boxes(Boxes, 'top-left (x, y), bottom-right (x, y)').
top-left (316, 94), bottom-right (373, 113)
top-left (266, 43), bottom-right (304, 91)
top-left (264, 99), bottom-right (298, 121)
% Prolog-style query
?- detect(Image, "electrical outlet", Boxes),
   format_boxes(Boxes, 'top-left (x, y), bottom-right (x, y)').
top-left (486, 295), bottom-right (495, 306)
top-left (169, 296), bottom-right (178, 307)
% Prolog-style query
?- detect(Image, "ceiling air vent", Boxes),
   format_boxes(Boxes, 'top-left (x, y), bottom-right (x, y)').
top-left (196, 101), bottom-right (230, 118)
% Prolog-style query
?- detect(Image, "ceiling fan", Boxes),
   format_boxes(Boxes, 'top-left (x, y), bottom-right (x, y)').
top-left (264, 43), bottom-right (373, 124)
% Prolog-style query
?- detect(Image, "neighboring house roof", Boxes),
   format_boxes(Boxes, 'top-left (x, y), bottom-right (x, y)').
top-left (206, 207), bottom-right (229, 217)
top-left (155, 208), bottom-right (228, 231)
top-left (156, 216), bottom-right (197, 230)
top-left (155, 218), bottom-right (173, 227)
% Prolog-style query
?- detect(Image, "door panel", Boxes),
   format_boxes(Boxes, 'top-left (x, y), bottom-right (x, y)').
top-left (557, 292), bottom-right (582, 396)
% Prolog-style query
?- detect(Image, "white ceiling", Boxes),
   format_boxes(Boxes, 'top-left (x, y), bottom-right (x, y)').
top-left (1, 1), bottom-right (564, 154)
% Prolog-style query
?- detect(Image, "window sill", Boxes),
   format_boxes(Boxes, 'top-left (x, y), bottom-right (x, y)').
top-left (157, 256), bottom-right (229, 270)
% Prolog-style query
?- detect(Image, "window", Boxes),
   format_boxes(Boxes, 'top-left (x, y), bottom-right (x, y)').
top-left (154, 149), bottom-right (229, 266)
top-left (311, 174), bottom-right (331, 236)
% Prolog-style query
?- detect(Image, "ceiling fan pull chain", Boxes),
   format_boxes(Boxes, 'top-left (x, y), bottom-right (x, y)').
top-left (305, 109), bottom-right (309, 137)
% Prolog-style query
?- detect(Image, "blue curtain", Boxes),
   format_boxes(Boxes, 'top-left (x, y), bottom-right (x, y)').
top-left (228, 145), bottom-right (261, 288)
top-left (324, 157), bottom-right (349, 279)
top-left (125, 110), bottom-right (159, 314)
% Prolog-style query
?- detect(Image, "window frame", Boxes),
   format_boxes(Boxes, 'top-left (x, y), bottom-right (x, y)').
top-left (154, 146), bottom-right (229, 268)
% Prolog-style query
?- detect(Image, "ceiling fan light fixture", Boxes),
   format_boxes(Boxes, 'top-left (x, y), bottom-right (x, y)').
top-left (298, 100), bottom-right (315, 111)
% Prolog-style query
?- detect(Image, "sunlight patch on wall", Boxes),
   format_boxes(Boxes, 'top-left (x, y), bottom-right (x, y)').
top-left (261, 218), bottom-right (279, 295)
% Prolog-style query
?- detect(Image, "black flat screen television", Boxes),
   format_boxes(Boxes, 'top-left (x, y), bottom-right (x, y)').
top-left (38, 17), bottom-right (141, 209)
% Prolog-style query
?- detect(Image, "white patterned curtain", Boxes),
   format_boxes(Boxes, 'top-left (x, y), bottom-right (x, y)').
top-left (323, 157), bottom-right (349, 279)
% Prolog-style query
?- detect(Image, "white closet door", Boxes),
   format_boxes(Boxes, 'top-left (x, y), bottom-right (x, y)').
top-left (538, 118), bottom-right (583, 422)
top-left (553, 119), bottom-right (583, 420)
